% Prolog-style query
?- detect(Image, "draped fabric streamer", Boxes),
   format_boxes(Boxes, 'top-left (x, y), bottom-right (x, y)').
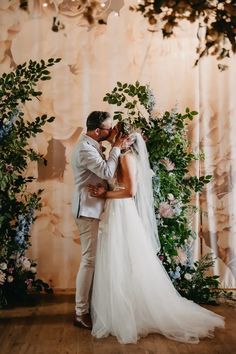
top-left (0, 0), bottom-right (235, 289)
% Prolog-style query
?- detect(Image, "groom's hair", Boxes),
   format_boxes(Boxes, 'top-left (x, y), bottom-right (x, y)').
top-left (86, 111), bottom-right (110, 131)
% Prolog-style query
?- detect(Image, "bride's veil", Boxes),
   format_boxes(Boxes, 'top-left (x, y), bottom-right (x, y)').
top-left (131, 132), bottom-right (161, 253)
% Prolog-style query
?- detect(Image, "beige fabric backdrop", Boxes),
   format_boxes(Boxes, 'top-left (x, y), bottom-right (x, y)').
top-left (0, 0), bottom-right (235, 289)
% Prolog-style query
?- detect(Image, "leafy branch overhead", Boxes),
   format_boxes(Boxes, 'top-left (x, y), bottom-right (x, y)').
top-left (131, 0), bottom-right (236, 69)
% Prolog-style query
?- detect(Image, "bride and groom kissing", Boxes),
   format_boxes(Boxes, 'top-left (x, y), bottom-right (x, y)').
top-left (71, 110), bottom-right (224, 344)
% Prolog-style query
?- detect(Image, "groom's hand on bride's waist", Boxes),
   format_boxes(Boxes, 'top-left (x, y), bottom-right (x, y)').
top-left (88, 183), bottom-right (107, 198)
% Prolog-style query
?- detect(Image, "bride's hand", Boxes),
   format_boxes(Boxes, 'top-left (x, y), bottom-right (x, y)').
top-left (88, 184), bottom-right (107, 198)
top-left (113, 133), bottom-right (129, 149)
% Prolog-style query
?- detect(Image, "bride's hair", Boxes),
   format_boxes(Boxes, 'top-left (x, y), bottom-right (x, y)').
top-left (116, 120), bottom-right (137, 136)
top-left (115, 121), bottom-right (140, 154)
top-left (117, 120), bottom-right (130, 135)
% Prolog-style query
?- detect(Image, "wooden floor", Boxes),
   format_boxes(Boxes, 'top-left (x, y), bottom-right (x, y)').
top-left (0, 294), bottom-right (235, 354)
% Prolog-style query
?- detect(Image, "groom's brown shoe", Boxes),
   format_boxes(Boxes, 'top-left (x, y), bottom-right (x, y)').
top-left (74, 313), bottom-right (92, 330)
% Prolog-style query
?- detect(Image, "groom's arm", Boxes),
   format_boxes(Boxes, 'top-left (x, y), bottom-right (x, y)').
top-left (80, 146), bottom-right (120, 180)
top-left (88, 153), bottom-right (136, 198)
top-left (79, 134), bottom-right (127, 180)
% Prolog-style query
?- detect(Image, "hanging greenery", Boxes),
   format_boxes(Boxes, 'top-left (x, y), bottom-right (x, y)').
top-left (130, 0), bottom-right (236, 70)
top-left (0, 58), bottom-right (61, 307)
top-left (15, 1), bottom-right (235, 70)
top-left (103, 81), bottom-right (231, 304)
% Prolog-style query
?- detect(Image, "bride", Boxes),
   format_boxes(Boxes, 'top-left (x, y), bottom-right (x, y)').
top-left (88, 125), bottom-right (224, 344)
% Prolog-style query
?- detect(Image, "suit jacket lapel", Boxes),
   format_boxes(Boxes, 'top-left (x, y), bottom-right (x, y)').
top-left (82, 134), bottom-right (105, 159)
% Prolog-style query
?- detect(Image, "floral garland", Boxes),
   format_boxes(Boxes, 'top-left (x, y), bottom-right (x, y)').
top-left (104, 81), bottom-right (231, 303)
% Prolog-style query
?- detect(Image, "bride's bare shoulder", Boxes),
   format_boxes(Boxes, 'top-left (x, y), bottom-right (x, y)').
top-left (120, 151), bottom-right (136, 169)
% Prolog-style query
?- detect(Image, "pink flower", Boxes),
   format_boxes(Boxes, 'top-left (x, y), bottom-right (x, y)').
top-left (8, 267), bottom-right (14, 274)
top-left (25, 278), bottom-right (33, 286)
top-left (159, 255), bottom-right (164, 261)
top-left (160, 158), bottom-right (175, 171)
top-left (173, 256), bottom-right (180, 264)
top-left (5, 164), bottom-right (13, 172)
top-left (159, 202), bottom-right (175, 218)
top-left (142, 134), bottom-right (149, 142)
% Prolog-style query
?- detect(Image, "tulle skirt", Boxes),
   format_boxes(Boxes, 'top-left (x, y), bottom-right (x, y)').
top-left (91, 198), bottom-right (224, 344)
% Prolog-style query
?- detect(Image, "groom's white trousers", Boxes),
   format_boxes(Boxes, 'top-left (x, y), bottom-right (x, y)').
top-left (75, 216), bottom-right (99, 315)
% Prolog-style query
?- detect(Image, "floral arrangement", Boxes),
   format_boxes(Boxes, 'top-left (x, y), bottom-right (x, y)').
top-left (0, 58), bottom-right (60, 307)
top-left (104, 81), bottom-right (230, 303)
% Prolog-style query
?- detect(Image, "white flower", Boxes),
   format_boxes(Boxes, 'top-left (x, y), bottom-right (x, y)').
top-left (0, 270), bottom-right (6, 284)
top-left (7, 275), bottom-right (14, 283)
top-left (159, 202), bottom-right (175, 218)
top-left (30, 267), bottom-right (37, 274)
top-left (167, 193), bottom-right (174, 201)
top-left (0, 262), bottom-right (7, 270)
top-left (184, 273), bottom-right (192, 281)
top-left (146, 85), bottom-right (156, 113)
top-left (173, 204), bottom-right (182, 216)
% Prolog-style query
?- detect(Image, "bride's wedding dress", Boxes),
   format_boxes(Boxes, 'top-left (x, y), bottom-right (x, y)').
top-left (91, 134), bottom-right (224, 345)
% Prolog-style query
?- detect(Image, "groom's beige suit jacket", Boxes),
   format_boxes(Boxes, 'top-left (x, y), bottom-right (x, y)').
top-left (71, 134), bottom-right (120, 219)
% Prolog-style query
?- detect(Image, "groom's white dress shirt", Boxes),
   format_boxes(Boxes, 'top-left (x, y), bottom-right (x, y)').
top-left (71, 134), bottom-right (120, 219)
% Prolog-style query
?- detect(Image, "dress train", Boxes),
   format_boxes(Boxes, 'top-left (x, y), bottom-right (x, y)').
top-left (91, 198), bottom-right (224, 344)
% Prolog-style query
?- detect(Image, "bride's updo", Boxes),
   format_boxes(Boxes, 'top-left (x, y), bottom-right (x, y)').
top-left (117, 120), bottom-right (136, 135)
top-left (116, 121), bottom-right (139, 155)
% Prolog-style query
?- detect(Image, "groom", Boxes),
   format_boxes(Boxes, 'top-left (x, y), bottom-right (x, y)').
top-left (71, 111), bottom-right (126, 329)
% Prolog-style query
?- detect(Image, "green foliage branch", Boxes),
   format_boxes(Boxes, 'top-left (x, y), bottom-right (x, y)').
top-left (0, 58), bottom-right (60, 307)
